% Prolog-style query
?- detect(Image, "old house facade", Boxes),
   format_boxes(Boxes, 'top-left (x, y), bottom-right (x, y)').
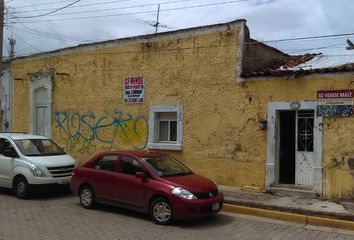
top-left (10, 19), bottom-right (354, 199)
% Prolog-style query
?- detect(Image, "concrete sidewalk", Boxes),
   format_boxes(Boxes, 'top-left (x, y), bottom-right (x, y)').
top-left (221, 186), bottom-right (354, 230)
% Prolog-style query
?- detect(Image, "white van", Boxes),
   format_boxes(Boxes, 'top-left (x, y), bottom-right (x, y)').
top-left (0, 133), bottom-right (76, 198)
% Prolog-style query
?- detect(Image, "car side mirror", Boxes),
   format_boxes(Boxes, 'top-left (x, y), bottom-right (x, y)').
top-left (3, 148), bottom-right (18, 158)
top-left (136, 171), bottom-right (147, 182)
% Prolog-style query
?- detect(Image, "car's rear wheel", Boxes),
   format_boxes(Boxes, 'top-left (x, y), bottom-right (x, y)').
top-left (150, 197), bottom-right (174, 225)
top-left (13, 176), bottom-right (30, 199)
top-left (79, 185), bottom-right (95, 209)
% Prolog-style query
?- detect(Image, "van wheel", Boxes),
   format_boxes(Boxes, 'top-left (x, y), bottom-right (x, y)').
top-left (13, 176), bottom-right (30, 199)
top-left (150, 197), bottom-right (174, 225)
top-left (79, 185), bottom-right (95, 209)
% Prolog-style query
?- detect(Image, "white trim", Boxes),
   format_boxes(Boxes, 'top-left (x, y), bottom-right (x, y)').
top-left (148, 105), bottom-right (183, 151)
top-left (29, 73), bottom-right (52, 138)
top-left (266, 101), bottom-right (323, 195)
top-left (148, 143), bottom-right (182, 151)
top-left (235, 21), bottom-right (245, 83)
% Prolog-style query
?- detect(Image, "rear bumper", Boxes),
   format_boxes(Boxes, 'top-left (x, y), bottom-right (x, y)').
top-left (172, 193), bottom-right (224, 220)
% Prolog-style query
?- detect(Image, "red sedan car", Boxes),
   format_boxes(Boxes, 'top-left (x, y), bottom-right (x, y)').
top-left (70, 150), bottom-right (223, 225)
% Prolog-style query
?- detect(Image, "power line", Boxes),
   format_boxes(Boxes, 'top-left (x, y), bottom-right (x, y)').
top-left (13, 0), bottom-right (134, 10)
top-left (7, 23), bottom-right (354, 56)
top-left (9, 0), bottom-right (83, 9)
top-left (12, 0), bottom-right (195, 18)
top-left (7, 21), bottom-right (110, 43)
top-left (13, 0), bottom-right (173, 14)
top-left (19, 0), bottom-right (81, 19)
top-left (11, 17), bottom-right (104, 43)
top-left (265, 32), bottom-right (354, 43)
top-left (7, 17), bottom-right (354, 56)
top-left (12, 31), bottom-right (42, 52)
top-left (286, 43), bottom-right (346, 54)
top-left (9, 0), bottom-right (248, 22)
top-left (9, 25), bottom-right (82, 42)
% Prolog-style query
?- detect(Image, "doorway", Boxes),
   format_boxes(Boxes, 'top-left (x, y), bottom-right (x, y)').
top-left (279, 111), bottom-right (296, 184)
top-left (265, 102), bottom-right (323, 194)
top-left (29, 74), bottom-right (52, 138)
top-left (278, 110), bottom-right (314, 186)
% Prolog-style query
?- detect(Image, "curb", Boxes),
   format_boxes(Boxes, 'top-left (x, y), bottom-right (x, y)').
top-left (223, 204), bottom-right (354, 231)
top-left (224, 198), bottom-right (354, 221)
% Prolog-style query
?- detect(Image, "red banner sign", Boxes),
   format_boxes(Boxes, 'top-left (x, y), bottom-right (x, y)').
top-left (317, 89), bottom-right (353, 99)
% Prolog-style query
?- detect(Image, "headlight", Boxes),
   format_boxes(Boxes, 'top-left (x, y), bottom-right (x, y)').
top-left (172, 187), bottom-right (197, 200)
top-left (29, 164), bottom-right (44, 177)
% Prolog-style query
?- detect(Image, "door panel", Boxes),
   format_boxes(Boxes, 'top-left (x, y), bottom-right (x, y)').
top-left (92, 155), bottom-right (119, 200)
top-left (114, 156), bottom-right (147, 208)
top-left (91, 170), bottom-right (116, 200)
top-left (33, 86), bottom-right (50, 138)
top-left (36, 106), bottom-right (47, 136)
top-left (295, 110), bottom-right (314, 186)
top-left (114, 174), bottom-right (147, 208)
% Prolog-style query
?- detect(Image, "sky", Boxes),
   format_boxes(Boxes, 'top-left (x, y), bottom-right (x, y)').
top-left (3, 0), bottom-right (354, 57)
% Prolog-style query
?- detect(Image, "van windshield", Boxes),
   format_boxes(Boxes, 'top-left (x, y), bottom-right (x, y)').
top-left (14, 139), bottom-right (66, 156)
top-left (141, 155), bottom-right (192, 177)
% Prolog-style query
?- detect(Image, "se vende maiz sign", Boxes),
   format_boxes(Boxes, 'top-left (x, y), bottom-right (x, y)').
top-left (317, 89), bottom-right (353, 99)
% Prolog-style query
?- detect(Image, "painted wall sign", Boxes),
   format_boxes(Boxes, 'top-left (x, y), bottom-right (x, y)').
top-left (317, 89), bottom-right (353, 99)
top-left (317, 101), bottom-right (353, 117)
top-left (124, 76), bottom-right (144, 104)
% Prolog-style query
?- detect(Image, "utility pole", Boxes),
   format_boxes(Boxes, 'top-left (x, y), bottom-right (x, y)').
top-left (9, 37), bottom-right (15, 59)
top-left (154, 4), bottom-right (160, 34)
top-left (0, 0), bottom-right (4, 75)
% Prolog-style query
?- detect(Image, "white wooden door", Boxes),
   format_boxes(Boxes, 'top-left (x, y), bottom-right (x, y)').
top-left (35, 105), bottom-right (47, 136)
top-left (295, 110), bottom-right (314, 186)
top-left (34, 87), bottom-right (50, 137)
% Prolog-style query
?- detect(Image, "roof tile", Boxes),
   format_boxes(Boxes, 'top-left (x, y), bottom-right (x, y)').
top-left (242, 53), bottom-right (354, 78)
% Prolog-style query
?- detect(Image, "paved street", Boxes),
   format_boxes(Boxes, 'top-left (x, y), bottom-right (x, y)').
top-left (0, 188), bottom-right (353, 240)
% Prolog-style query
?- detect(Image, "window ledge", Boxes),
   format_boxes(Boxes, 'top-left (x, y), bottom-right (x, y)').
top-left (147, 143), bottom-right (182, 151)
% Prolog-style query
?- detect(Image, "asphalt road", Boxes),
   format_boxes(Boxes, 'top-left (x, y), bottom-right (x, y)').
top-left (0, 187), bottom-right (353, 240)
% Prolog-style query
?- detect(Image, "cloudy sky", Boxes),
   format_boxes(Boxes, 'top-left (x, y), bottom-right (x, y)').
top-left (4, 0), bottom-right (354, 57)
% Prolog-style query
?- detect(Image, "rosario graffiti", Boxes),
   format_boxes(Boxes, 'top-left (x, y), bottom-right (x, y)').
top-left (54, 109), bottom-right (148, 155)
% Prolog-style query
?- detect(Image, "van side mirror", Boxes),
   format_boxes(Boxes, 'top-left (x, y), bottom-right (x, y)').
top-left (3, 148), bottom-right (18, 158)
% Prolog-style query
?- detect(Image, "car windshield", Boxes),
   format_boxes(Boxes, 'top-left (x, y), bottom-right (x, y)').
top-left (141, 155), bottom-right (192, 177)
top-left (14, 139), bottom-right (66, 156)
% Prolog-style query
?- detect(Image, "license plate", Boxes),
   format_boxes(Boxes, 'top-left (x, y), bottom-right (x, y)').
top-left (212, 203), bottom-right (220, 211)
top-left (58, 180), bottom-right (69, 185)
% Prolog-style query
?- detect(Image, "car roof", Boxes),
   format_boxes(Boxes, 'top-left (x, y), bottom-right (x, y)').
top-left (99, 150), bottom-right (167, 158)
top-left (0, 133), bottom-right (49, 140)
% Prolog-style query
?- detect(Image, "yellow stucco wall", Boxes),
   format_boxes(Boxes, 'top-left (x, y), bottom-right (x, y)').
top-left (11, 22), bottom-right (354, 199)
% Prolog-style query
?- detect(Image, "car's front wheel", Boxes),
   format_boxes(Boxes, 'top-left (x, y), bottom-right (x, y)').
top-left (150, 197), bottom-right (174, 225)
top-left (13, 176), bottom-right (30, 199)
top-left (79, 185), bottom-right (95, 209)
